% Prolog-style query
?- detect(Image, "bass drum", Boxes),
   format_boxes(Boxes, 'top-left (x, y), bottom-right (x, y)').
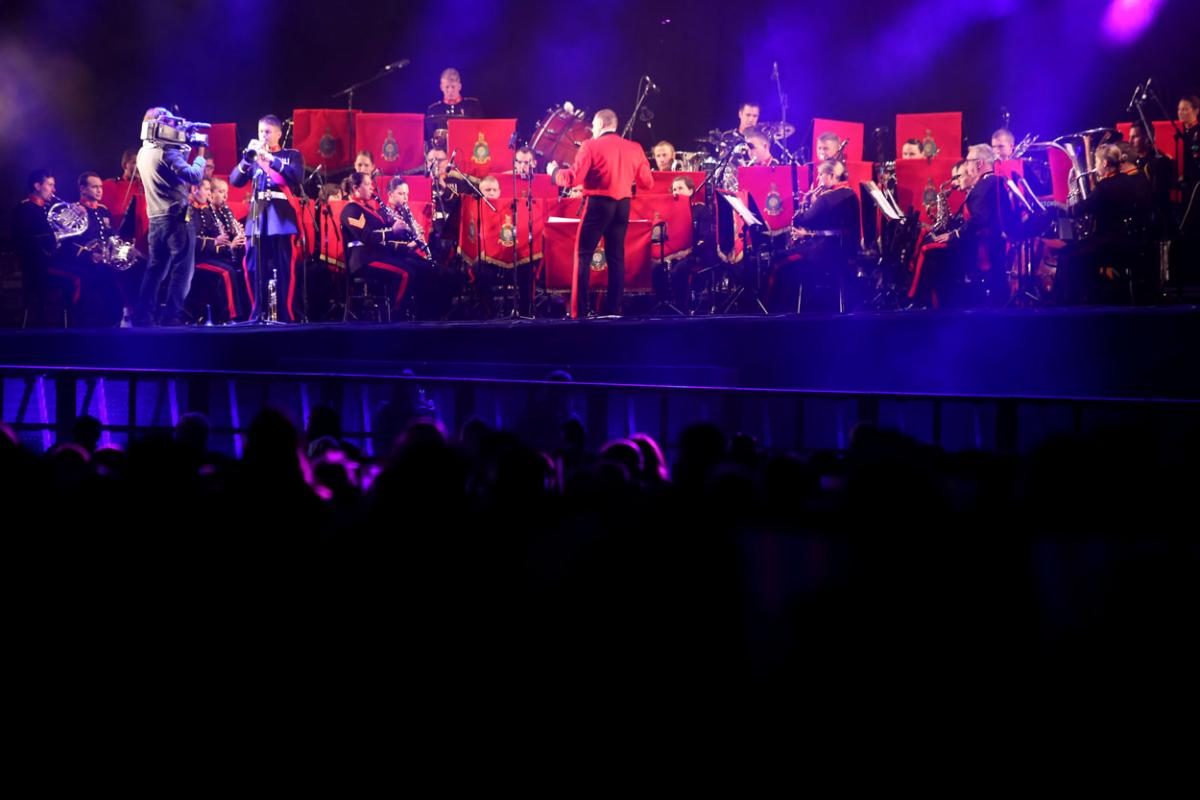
top-left (530, 105), bottom-right (592, 167)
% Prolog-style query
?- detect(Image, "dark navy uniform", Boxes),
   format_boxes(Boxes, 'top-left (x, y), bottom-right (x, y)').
top-left (230, 146), bottom-right (304, 322)
top-left (190, 201), bottom-right (250, 321)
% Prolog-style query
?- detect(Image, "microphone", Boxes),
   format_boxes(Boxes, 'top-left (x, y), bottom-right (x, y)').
top-left (1141, 77), bottom-right (1153, 100)
top-left (644, 75), bottom-right (661, 93)
top-left (383, 59), bottom-right (410, 71)
top-left (771, 61), bottom-right (779, 81)
top-left (1127, 81), bottom-right (1145, 112)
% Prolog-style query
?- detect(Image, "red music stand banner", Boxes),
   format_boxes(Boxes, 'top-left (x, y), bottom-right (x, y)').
top-left (458, 196), bottom-right (546, 267)
top-left (543, 198), bottom-right (652, 293)
top-left (1117, 120), bottom-right (1183, 178)
top-left (356, 112), bottom-right (424, 175)
top-left (812, 118), bottom-right (864, 162)
top-left (1046, 148), bottom-right (1073, 205)
top-left (632, 195), bottom-right (694, 263)
top-left (294, 108), bottom-right (355, 172)
top-left (738, 165), bottom-right (795, 237)
top-left (896, 112), bottom-right (963, 160)
top-left (894, 157), bottom-right (957, 225)
top-left (447, 118), bottom-right (517, 179)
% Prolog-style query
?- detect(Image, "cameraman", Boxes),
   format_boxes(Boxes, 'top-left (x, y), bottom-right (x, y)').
top-left (133, 106), bottom-right (206, 326)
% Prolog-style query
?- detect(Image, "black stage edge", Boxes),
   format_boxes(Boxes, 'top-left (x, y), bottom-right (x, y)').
top-left (3, 307), bottom-right (1200, 400)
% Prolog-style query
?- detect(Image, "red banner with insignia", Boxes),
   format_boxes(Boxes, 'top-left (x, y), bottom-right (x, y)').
top-left (738, 164), bottom-right (796, 237)
top-left (896, 112), bottom-right (963, 160)
top-left (632, 194), bottom-right (694, 263)
top-left (543, 198), bottom-right (653, 293)
top-left (447, 118), bottom-right (517, 179)
top-left (458, 196), bottom-right (546, 267)
top-left (355, 112), bottom-right (425, 175)
top-left (812, 118), bottom-right (864, 162)
top-left (294, 108), bottom-right (355, 172)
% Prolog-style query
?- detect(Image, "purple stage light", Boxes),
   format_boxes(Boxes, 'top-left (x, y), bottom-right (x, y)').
top-left (1101, 0), bottom-right (1165, 45)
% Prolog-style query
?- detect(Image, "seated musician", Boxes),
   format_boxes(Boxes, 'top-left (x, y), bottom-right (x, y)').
top-left (425, 67), bottom-right (483, 144)
top-left (652, 141), bottom-right (680, 172)
top-left (354, 149), bottom-right (380, 178)
top-left (1179, 95), bottom-right (1199, 199)
top-left (499, 146), bottom-right (536, 178)
top-left (57, 171), bottom-right (122, 326)
top-left (919, 149), bottom-right (1007, 305)
top-left (816, 131), bottom-right (844, 162)
top-left (190, 177), bottom-right (249, 322)
top-left (1128, 121), bottom-right (1177, 238)
top-left (340, 172), bottom-right (416, 317)
top-left (736, 102), bottom-right (761, 134)
top-left (900, 139), bottom-right (923, 160)
top-left (991, 128), bottom-right (1016, 161)
top-left (768, 159), bottom-right (860, 312)
top-left (651, 176), bottom-right (712, 311)
top-left (744, 129), bottom-right (777, 167)
top-left (1054, 144), bottom-right (1153, 304)
top-left (479, 174), bottom-right (502, 200)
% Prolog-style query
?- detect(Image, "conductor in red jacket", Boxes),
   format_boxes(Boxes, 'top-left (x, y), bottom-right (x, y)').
top-left (553, 109), bottom-right (654, 318)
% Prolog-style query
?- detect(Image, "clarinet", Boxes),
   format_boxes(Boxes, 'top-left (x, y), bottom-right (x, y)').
top-left (399, 203), bottom-right (431, 259)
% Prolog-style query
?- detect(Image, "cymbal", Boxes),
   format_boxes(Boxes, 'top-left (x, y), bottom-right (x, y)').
top-left (760, 121), bottom-right (796, 139)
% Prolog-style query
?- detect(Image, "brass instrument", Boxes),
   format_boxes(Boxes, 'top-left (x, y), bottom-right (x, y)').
top-left (926, 178), bottom-right (957, 234)
top-left (267, 269), bottom-right (278, 322)
top-left (1054, 128), bottom-right (1115, 202)
top-left (47, 196), bottom-right (88, 241)
top-left (85, 215), bottom-right (140, 271)
top-left (1011, 132), bottom-right (1037, 159)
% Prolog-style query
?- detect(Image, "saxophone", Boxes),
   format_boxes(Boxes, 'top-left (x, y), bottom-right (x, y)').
top-left (927, 178), bottom-right (956, 234)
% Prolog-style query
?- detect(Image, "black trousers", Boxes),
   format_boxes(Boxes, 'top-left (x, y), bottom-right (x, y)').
top-left (247, 234), bottom-right (295, 322)
top-left (573, 196), bottom-right (630, 318)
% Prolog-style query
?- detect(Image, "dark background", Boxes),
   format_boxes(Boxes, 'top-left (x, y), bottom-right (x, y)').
top-left (1, 0), bottom-right (1196, 235)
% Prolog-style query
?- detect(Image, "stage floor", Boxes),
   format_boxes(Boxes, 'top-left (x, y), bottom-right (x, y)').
top-left (3, 306), bottom-right (1199, 401)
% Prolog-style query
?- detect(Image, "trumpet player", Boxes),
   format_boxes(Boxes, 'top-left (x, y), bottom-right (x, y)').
top-left (231, 113), bottom-right (304, 323)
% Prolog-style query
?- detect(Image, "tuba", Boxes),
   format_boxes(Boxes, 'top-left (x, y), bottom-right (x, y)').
top-left (47, 197), bottom-right (88, 241)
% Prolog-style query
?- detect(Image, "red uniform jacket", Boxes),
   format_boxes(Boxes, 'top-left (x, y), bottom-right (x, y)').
top-left (555, 131), bottom-right (654, 200)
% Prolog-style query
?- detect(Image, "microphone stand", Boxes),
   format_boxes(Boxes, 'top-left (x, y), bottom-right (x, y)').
top-left (289, 125), bottom-right (311, 323)
top-left (509, 137), bottom-right (522, 318)
top-left (331, 60), bottom-right (409, 110)
top-left (622, 77), bottom-right (654, 140)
